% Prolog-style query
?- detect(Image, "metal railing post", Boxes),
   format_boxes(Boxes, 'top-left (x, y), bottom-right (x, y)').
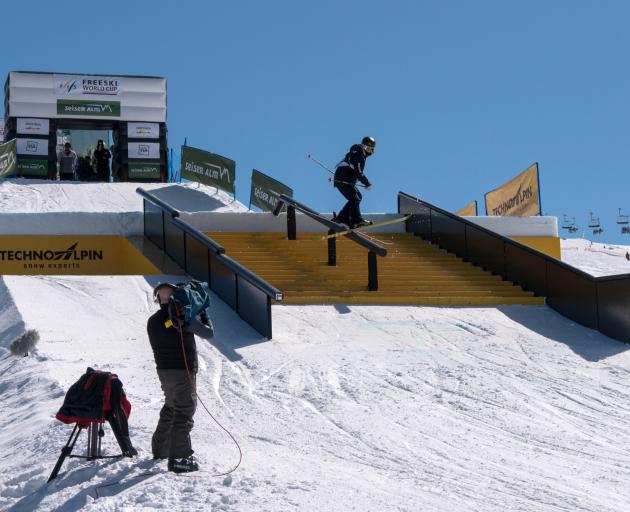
top-left (368, 251), bottom-right (378, 291)
top-left (287, 206), bottom-right (296, 240)
top-left (328, 230), bottom-right (336, 266)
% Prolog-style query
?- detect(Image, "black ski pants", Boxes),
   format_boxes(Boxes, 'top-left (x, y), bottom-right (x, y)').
top-left (335, 182), bottom-right (363, 227)
top-left (152, 369), bottom-right (197, 460)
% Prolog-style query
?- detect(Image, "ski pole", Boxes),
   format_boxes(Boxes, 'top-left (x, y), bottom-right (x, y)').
top-left (306, 153), bottom-right (367, 188)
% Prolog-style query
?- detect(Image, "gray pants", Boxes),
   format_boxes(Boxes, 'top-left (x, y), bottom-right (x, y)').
top-left (152, 369), bottom-right (197, 459)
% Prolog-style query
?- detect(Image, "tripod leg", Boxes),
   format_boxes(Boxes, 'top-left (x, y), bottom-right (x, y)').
top-left (48, 424), bottom-right (82, 483)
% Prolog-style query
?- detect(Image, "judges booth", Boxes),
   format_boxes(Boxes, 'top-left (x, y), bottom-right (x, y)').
top-left (3, 71), bottom-right (168, 181)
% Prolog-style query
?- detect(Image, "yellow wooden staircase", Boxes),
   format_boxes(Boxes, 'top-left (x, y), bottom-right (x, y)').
top-left (206, 232), bottom-right (544, 306)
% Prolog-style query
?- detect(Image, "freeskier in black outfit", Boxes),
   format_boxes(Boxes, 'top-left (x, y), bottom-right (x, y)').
top-left (148, 283), bottom-right (214, 474)
top-left (332, 136), bottom-right (375, 229)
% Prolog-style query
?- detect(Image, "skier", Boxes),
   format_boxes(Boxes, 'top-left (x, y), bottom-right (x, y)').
top-left (148, 282), bottom-right (214, 473)
top-left (332, 136), bottom-right (375, 229)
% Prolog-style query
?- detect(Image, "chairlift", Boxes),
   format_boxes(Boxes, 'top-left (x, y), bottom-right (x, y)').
top-left (567, 222), bottom-right (578, 233)
top-left (588, 212), bottom-right (601, 229)
top-left (561, 214), bottom-right (572, 230)
top-left (622, 226), bottom-right (630, 235)
top-left (592, 227), bottom-right (604, 235)
top-left (617, 208), bottom-right (629, 225)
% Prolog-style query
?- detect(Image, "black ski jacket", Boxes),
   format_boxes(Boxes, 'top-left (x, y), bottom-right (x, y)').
top-left (334, 144), bottom-right (371, 188)
top-left (147, 307), bottom-right (199, 372)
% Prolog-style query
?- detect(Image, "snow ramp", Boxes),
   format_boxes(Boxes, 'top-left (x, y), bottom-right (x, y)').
top-left (1, 273), bottom-right (630, 511)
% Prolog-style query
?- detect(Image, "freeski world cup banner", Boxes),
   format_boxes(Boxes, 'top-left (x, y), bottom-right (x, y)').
top-left (484, 163), bottom-right (541, 217)
top-left (456, 200), bottom-right (478, 216)
top-left (0, 139), bottom-right (17, 180)
top-left (181, 146), bottom-right (235, 194)
top-left (6, 72), bottom-right (166, 122)
top-left (250, 169), bottom-right (293, 213)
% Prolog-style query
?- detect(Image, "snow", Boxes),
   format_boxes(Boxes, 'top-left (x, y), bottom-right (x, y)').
top-left (1, 180), bottom-right (630, 511)
top-left (561, 238), bottom-right (630, 277)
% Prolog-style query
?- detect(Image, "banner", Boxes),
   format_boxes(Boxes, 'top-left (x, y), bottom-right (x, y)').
top-left (127, 122), bottom-right (159, 139)
top-left (57, 99), bottom-right (121, 117)
top-left (484, 163), bottom-right (540, 217)
top-left (17, 118), bottom-right (50, 136)
top-left (54, 74), bottom-right (123, 96)
top-left (250, 169), bottom-right (293, 212)
top-left (17, 138), bottom-right (49, 156)
top-left (128, 142), bottom-right (160, 159)
top-left (0, 139), bottom-right (17, 179)
top-left (181, 145), bottom-right (235, 194)
top-left (0, 120), bottom-right (4, 142)
top-left (18, 159), bottom-right (48, 177)
top-left (128, 162), bottom-right (161, 179)
top-left (8, 71), bottom-right (167, 122)
top-left (456, 200), bottom-right (477, 216)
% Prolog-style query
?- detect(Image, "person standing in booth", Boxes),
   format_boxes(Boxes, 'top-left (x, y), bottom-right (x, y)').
top-left (92, 139), bottom-right (111, 181)
top-left (56, 142), bottom-right (78, 181)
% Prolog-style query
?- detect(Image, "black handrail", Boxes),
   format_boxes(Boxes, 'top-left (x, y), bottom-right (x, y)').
top-left (398, 191), bottom-right (630, 344)
top-left (273, 193), bottom-right (385, 291)
top-left (171, 217), bottom-right (225, 255)
top-left (137, 187), bottom-right (283, 338)
top-left (398, 191), bottom-right (594, 279)
top-left (136, 188), bottom-right (180, 218)
top-left (276, 194), bottom-right (387, 257)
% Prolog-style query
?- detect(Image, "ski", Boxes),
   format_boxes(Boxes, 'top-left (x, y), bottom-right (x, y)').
top-left (314, 215), bottom-right (411, 240)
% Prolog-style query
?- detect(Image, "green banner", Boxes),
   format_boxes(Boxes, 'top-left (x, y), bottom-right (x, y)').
top-left (250, 169), bottom-right (293, 212)
top-left (18, 158), bottom-right (48, 177)
top-left (57, 99), bottom-right (121, 117)
top-left (0, 139), bottom-right (17, 179)
top-left (128, 161), bottom-right (161, 179)
top-left (181, 145), bottom-right (235, 193)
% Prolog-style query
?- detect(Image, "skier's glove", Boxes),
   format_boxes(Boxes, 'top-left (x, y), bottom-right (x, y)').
top-left (200, 311), bottom-right (209, 325)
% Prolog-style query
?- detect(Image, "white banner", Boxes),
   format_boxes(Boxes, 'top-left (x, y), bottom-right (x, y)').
top-left (17, 138), bottom-right (49, 156)
top-left (7, 72), bottom-right (167, 122)
top-left (127, 122), bottom-right (159, 139)
top-left (54, 74), bottom-right (123, 96)
top-left (128, 142), bottom-right (160, 159)
top-left (17, 118), bottom-right (50, 136)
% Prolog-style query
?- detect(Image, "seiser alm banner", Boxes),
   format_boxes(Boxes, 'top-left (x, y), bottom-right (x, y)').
top-left (250, 169), bottom-right (293, 213)
top-left (484, 163), bottom-right (540, 217)
top-left (0, 139), bottom-right (17, 180)
top-left (181, 145), bottom-right (235, 194)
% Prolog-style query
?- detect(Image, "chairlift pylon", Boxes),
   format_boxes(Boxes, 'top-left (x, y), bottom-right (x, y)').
top-left (617, 208), bottom-right (629, 225)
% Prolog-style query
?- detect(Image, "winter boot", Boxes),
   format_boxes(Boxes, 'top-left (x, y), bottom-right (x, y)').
top-left (168, 455), bottom-right (199, 473)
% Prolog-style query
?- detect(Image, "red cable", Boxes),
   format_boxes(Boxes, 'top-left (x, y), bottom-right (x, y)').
top-left (177, 315), bottom-right (243, 477)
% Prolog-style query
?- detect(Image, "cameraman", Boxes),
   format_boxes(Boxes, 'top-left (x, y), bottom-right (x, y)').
top-left (147, 282), bottom-right (213, 473)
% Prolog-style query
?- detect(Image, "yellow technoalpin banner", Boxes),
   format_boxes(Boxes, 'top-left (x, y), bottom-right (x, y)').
top-left (456, 200), bottom-right (477, 216)
top-left (484, 163), bottom-right (540, 216)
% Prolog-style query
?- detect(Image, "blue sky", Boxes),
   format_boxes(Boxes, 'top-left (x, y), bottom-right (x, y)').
top-left (3, 1), bottom-right (629, 242)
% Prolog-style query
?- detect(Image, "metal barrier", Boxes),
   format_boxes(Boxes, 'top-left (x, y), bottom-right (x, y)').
top-left (398, 191), bottom-right (630, 344)
top-left (273, 194), bottom-right (386, 291)
top-left (137, 188), bottom-right (283, 339)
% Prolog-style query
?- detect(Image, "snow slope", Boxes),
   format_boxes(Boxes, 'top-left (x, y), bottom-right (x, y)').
top-left (561, 238), bottom-right (630, 277)
top-left (1, 181), bottom-right (630, 511)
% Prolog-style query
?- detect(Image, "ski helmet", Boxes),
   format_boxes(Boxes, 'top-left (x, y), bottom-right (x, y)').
top-left (361, 136), bottom-right (376, 149)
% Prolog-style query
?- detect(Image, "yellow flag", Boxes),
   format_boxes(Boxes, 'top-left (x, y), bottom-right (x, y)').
top-left (484, 163), bottom-right (540, 216)
top-left (456, 200), bottom-right (477, 216)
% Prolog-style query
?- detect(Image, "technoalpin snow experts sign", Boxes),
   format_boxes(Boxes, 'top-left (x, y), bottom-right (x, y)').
top-left (250, 169), bottom-right (293, 213)
top-left (181, 146), bottom-right (235, 194)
